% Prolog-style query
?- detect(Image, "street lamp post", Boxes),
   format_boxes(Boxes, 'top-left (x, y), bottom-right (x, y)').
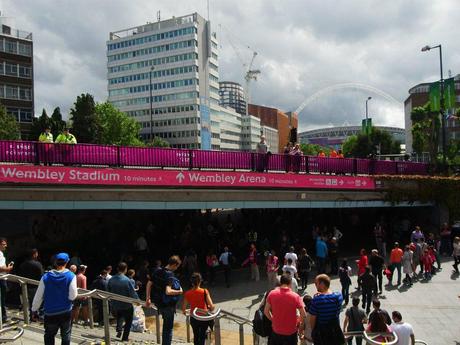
top-left (365, 96), bottom-right (372, 121)
top-left (421, 44), bottom-right (447, 173)
top-left (149, 66), bottom-right (155, 141)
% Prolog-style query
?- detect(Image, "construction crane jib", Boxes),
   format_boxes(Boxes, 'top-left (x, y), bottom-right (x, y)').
top-left (245, 52), bottom-right (261, 116)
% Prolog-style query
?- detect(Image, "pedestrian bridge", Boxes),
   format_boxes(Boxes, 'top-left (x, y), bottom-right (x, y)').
top-left (0, 140), bottom-right (431, 210)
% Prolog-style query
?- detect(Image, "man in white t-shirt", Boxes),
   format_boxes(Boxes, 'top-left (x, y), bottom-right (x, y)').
top-left (0, 237), bottom-right (14, 322)
top-left (284, 246), bottom-right (298, 267)
top-left (391, 311), bottom-right (415, 345)
top-left (282, 258), bottom-right (298, 278)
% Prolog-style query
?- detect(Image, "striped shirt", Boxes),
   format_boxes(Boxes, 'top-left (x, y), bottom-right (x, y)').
top-left (309, 292), bottom-right (342, 325)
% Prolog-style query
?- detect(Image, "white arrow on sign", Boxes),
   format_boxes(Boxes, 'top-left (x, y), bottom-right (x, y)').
top-left (176, 171), bottom-right (185, 183)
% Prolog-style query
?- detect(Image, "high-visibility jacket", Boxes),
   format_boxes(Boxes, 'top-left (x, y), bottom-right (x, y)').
top-left (55, 133), bottom-right (77, 144)
top-left (38, 132), bottom-right (54, 143)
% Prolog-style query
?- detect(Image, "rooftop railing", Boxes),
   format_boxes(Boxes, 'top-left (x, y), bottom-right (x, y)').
top-left (0, 140), bottom-right (430, 176)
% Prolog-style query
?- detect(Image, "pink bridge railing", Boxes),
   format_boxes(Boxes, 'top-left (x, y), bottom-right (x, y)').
top-left (0, 140), bottom-right (429, 176)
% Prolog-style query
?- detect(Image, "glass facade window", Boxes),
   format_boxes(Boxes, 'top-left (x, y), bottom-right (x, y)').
top-left (108, 52), bottom-right (198, 73)
top-left (6, 107), bottom-right (32, 122)
top-left (109, 65), bottom-right (197, 84)
top-left (108, 39), bottom-right (197, 62)
top-left (108, 26), bottom-right (197, 51)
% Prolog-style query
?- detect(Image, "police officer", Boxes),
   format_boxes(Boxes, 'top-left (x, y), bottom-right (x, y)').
top-left (38, 126), bottom-right (54, 166)
top-left (55, 128), bottom-right (77, 165)
top-left (55, 128), bottom-right (77, 144)
top-left (39, 126), bottom-right (54, 143)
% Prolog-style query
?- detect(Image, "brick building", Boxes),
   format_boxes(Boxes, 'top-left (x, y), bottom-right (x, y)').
top-left (248, 104), bottom-right (298, 153)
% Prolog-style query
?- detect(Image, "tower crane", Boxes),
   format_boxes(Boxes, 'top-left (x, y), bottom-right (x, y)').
top-left (245, 52), bottom-right (260, 115)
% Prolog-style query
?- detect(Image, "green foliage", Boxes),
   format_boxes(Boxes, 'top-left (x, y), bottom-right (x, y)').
top-left (70, 93), bottom-right (101, 144)
top-left (95, 102), bottom-right (143, 146)
top-left (0, 105), bottom-right (20, 140)
top-left (410, 102), bottom-right (440, 162)
top-left (382, 175), bottom-right (460, 221)
top-left (146, 136), bottom-right (170, 148)
top-left (50, 107), bottom-right (67, 139)
top-left (29, 109), bottom-right (51, 140)
top-left (341, 127), bottom-right (400, 158)
top-left (299, 143), bottom-right (330, 156)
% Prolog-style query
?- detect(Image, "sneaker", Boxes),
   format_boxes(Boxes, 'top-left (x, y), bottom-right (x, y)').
top-left (116, 331), bottom-right (122, 338)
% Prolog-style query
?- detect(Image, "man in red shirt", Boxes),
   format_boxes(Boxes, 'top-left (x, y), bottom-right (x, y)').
top-left (264, 273), bottom-right (306, 345)
top-left (389, 242), bottom-right (404, 285)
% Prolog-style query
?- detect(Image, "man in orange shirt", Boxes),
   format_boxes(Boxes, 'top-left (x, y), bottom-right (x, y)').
top-left (389, 242), bottom-right (404, 286)
top-left (329, 148), bottom-right (338, 158)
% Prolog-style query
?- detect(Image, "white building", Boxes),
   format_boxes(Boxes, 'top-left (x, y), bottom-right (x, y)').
top-left (107, 13), bottom-right (268, 151)
top-left (107, 13), bottom-right (220, 149)
top-left (262, 125), bottom-right (279, 153)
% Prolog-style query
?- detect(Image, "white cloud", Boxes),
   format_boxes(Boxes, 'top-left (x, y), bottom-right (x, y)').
top-left (3, 0), bottom-right (460, 130)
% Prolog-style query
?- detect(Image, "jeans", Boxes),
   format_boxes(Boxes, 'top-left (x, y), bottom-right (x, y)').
top-left (372, 270), bottom-right (383, 292)
top-left (223, 265), bottom-right (231, 287)
top-left (316, 257), bottom-right (326, 274)
top-left (361, 289), bottom-right (373, 313)
top-left (115, 307), bottom-right (133, 341)
top-left (270, 331), bottom-right (298, 345)
top-left (44, 311), bottom-right (72, 345)
top-left (0, 281), bottom-right (6, 322)
top-left (190, 317), bottom-right (209, 345)
top-left (341, 283), bottom-right (350, 305)
top-left (267, 271), bottom-right (278, 290)
top-left (160, 306), bottom-right (175, 345)
top-left (251, 263), bottom-right (260, 281)
top-left (347, 335), bottom-right (363, 345)
top-left (391, 262), bottom-right (402, 284)
top-left (299, 270), bottom-right (310, 289)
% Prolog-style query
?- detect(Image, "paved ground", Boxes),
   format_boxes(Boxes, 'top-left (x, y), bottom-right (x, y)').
top-left (6, 257), bottom-right (460, 344)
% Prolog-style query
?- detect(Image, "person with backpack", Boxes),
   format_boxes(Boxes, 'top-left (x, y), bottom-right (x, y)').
top-left (146, 255), bottom-right (183, 345)
top-left (264, 273), bottom-right (307, 345)
top-left (298, 248), bottom-right (314, 290)
top-left (343, 297), bottom-right (367, 345)
top-left (182, 273), bottom-right (215, 345)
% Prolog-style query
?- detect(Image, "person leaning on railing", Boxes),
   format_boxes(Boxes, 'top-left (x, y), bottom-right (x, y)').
top-left (38, 126), bottom-right (54, 166)
top-left (182, 272), bottom-right (215, 345)
top-left (55, 128), bottom-right (77, 166)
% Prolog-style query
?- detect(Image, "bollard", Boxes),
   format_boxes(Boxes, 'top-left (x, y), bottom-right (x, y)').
top-left (186, 315), bottom-right (191, 343)
top-left (239, 323), bottom-right (244, 345)
top-left (102, 298), bottom-right (111, 345)
top-left (155, 308), bottom-right (161, 344)
top-left (214, 317), bottom-right (221, 345)
top-left (20, 283), bottom-right (30, 325)
top-left (87, 297), bottom-right (94, 329)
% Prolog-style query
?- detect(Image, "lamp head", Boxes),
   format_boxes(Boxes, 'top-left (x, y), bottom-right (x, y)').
top-left (367, 96), bottom-right (372, 100)
top-left (421, 45), bottom-right (431, 52)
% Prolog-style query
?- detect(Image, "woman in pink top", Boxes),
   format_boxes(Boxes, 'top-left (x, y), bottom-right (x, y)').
top-left (242, 244), bottom-right (260, 281)
top-left (356, 249), bottom-right (368, 290)
top-left (266, 249), bottom-right (279, 290)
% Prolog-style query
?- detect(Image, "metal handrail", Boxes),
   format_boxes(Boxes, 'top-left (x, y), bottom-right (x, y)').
top-left (0, 273), bottom-right (160, 345)
top-left (0, 326), bottom-right (24, 343)
top-left (363, 331), bottom-right (398, 345)
top-left (191, 307), bottom-right (221, 322)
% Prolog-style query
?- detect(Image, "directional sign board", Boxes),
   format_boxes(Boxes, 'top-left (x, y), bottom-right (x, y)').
top-left (0, 164), bottom-right (375, 190)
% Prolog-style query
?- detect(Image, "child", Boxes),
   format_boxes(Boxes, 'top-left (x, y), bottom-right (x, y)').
top-left (299, 295), bottom-right (313, 345)
top-left (421, 249), bottom-right (434, 280)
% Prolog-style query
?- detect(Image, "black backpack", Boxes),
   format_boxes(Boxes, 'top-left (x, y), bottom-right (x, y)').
top-left (151, 268), bottom-right (181, 307)
top-left (252, 307), bottom-right (271, 337)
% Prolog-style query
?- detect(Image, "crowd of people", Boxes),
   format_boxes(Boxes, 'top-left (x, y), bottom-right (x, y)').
top-left (1, 214), bottom-right (459, 345)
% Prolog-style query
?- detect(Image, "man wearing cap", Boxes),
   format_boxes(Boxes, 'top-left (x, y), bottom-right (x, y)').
top-left (38, 126), bottom-right (54, 166)
top-left (32, 253), bottom-right (78, 345)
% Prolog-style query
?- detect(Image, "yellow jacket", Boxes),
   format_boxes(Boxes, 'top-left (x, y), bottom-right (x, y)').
top-left (55, 133), bottom-right (77, 144)
top-left (38, 132), bottom-right (54, 143)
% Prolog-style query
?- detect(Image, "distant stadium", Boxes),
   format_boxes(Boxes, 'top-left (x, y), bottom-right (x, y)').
top-left (298, 126), bottom-right (405, 148)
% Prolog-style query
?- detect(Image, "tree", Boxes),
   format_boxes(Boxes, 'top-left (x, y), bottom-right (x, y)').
top-left (95, 102), bottom-right (143, 146)
top-left (299, 143), bottom-right (330, 156)
top-left (50, 107), bottom-right (67, 138)
top-left (410, 103), bottom-right (440, 162)
top-left (29, 109), bottom-right (51, 140)
top-left (70, 93), bottom-right (101, 143)
top-left (146, 136), bottom-right (170, 148)
top-left (0, 105), bottom-right (20, 140)
top-left (341, 127), bottom-right (401, 158)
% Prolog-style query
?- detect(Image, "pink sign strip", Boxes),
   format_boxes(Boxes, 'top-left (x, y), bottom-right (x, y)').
top-left (0, 164), bottom-right (375, 190)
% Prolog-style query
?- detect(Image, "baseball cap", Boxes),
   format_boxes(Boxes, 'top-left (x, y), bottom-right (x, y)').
top-left (55, 253), bottom-right (70, 262)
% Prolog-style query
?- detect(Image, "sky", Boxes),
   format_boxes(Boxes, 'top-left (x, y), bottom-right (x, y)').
top-left (2, 0), bottom-right (460, 131)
